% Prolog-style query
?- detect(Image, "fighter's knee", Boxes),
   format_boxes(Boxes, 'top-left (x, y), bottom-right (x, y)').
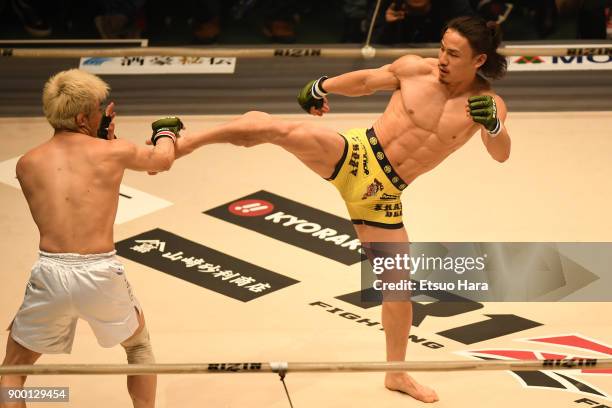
top-left (227, 111), bottom-right (275, 147)
top-left (243, 110), bottom-right (272, 122)
top-left (122, 324), bottom-right (155, 365)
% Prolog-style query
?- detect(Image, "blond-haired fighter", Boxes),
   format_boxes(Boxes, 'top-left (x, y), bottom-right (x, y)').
top-left (176, 16), bottom-right (511, 403)
top-left (0, 69), bottom-right (183, 408)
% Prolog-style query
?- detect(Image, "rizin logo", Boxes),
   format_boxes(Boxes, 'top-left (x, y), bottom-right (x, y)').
top-left (462, 334), bottom-right (612, 398)
top-left (228, 199), bottom-right (274, 217)
top-left (515, 56), bottom-right (545, 64)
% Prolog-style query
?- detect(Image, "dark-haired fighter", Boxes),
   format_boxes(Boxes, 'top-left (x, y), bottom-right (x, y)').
top-left (176, 16), bottom-right (511, 402)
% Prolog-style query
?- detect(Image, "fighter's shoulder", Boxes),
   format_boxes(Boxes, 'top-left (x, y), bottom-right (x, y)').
top-left (390, 55), bottom-right (434, 77)
top-left (17, 144), bottom-right (45, 171)
top-left (16, 152), bottom-right (32, 177)
top-left (105, 138), bottom-right (138, 158)
top-left (15, 143), bottom-right (51, 181)
top-left (474, 78), bottom-right (505, 99)
top-left (473, 82), bottom-right (507, 116)
top-left (473, 75), bottom-right (496, 94)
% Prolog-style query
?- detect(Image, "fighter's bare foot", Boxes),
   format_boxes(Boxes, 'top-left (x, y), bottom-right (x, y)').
top-left (385, 372), bottom-right (439, 403)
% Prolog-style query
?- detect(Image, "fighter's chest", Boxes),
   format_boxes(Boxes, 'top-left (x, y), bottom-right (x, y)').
top-left (399, 80), bottom-right (475, 142)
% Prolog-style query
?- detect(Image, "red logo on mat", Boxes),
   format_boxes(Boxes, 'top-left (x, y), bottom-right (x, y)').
top-left (228, 199), bottom-right (274, 217)
top-left (466, 334), bottom-right (612, 398)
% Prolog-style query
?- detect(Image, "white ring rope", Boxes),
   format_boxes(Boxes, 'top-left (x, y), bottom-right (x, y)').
top-left (1, 358), bottom-right (610, 376)
top-left (1, 45), bottom-right (610, 59)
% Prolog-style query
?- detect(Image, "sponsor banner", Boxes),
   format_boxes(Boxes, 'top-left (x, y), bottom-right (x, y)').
top-left (507, 45), bottom-right (612, 71)
top-left (116, 228), bottom-right (299, 301)
top-left (205, 191), bottom-right (362, 265)
top-left (0, 156), bottom-right (172, 224)
top-left (358, 242), bottom-right (612, 302)
top-left (79, 56), bottom-right (236, 75)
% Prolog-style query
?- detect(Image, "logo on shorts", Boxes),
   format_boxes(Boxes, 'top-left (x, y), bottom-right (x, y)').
top-left (362, 178), bottom-right (384, 200)
top-left (362, 144), bottom-right (370, 176)
top-left (348, 144), bottom-right (360, 177)
top-left (374, 203), bottom-right (402, 218)
top-left (228, 199), bottom-right (274, 217)
top-left (380, 193), bottom-right (399, 200)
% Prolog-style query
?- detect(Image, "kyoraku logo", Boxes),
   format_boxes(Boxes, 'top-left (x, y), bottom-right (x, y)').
top-left (206, 191), bottom-right (362, 265)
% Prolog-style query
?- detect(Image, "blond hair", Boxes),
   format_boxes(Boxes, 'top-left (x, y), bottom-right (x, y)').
top-left (42, 69), bottom-right (110, 130)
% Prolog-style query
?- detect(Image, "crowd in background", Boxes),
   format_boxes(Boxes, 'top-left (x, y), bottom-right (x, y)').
top-left (2, 0), bottom-right (611, 44)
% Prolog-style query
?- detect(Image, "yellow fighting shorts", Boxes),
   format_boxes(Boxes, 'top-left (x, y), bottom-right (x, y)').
top-left (327, 128), bottom-right (408, 229)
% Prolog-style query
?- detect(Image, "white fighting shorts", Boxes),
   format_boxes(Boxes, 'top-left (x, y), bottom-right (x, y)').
top-left (10, 250), bottom-right (141, 353)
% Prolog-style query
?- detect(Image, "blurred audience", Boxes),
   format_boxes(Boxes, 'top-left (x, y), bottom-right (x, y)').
top-left (565, 0), bottom-right (608, 39)
top-left (371, 0), bottom-right (474, 44)
top-left (260, 0), bottom-right (301, 43)
top-left (473, 0), bottom-right (515, 26)
top-left (342, 0), bottom-right (370, 42)
top-left (189, 0), bottom-right (301, 44)
top-left (190, 0), bottom-right (225, 43)
top-left (10, 0), bottom-right (51, 37)
top-left (1, 0), bottom-right (610, 43)
top-left (94, 0), bottom-right (146, 39)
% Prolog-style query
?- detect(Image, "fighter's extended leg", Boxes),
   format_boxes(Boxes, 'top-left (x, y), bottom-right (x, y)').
top-left (179, 111), bottom-right (345, 178)
top-left (355, 224), bottom-right (439, 403)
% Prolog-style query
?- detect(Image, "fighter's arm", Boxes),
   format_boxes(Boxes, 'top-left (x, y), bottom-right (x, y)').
top-left (327, 55), bottom-right (426, 95)
top-left (322, 64), bottom-right (399, 96)
top-left (297, 55), bottom-right (424, 115)
top-left (110, 138), bottom-right (176, 172)
top-left (468, 94), bottom-right (511, 163)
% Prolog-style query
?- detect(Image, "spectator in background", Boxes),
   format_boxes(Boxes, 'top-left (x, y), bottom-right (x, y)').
top-left (473, 0), bottom-right (514, 26)
top-left (10, 0), bottom-right (51, 37)
top-left (95, 0), bottom-right (146, 39)
top-left (371, 0), bottom-right (474, 44)
top-left (532, 0), bottom-right (558, 38)
top-left (565, 0), bottom-right (608, 39)
top-left (260, 0), bottom-right (300, 43)
top-left (342, 0), bottom-right (371, 43)
top-left (190, 0), bottom-right (300, 43)
top-left (191, 0), bottom-right (226, 43)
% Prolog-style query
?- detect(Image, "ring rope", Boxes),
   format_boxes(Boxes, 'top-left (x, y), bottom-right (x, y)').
top-left (1, 358), bottom-right (610, 376)
top-left (364, 0), bottom-right (383, 49)
top-left (1, 46), bottom-right (611, 59)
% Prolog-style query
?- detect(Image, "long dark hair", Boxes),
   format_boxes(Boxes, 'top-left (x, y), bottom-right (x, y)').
top-left (444, 16), bottom-right (507, 80)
